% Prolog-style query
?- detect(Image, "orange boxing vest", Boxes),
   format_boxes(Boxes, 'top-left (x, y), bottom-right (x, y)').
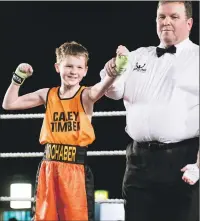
top-left (39, 86), bottom-right (95, 147)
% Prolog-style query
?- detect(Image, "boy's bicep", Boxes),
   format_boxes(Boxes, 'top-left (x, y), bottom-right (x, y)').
top-left (13, 88), bottom-right (49, 109)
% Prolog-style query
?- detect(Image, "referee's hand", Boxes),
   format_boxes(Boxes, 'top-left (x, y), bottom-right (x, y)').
top-left (181, 163), bottom-right (199, 185)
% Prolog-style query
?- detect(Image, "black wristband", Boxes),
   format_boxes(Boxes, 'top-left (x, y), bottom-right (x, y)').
top-left (12, 72), bottom-right (25, 85)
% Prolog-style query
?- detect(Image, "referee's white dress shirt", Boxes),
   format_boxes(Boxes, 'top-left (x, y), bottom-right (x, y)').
top-left (100, 38), bottom-right (199, 143)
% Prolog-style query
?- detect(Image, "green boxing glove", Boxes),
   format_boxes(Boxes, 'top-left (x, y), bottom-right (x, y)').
top-left (12, 63), bottom-right (33, 85)
top-left (115, 55), bottom-right (128, 74)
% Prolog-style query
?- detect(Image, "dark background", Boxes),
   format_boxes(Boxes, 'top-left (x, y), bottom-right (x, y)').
top-left (0, 1), bottom-right (199, 209)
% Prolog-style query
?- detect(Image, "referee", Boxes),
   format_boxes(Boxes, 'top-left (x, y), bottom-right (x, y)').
top-left (100, 1), bottom-right (199, 221)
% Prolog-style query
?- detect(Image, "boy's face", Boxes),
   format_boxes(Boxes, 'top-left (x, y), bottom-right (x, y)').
top-left (55, 55), bottom-right (88, 86)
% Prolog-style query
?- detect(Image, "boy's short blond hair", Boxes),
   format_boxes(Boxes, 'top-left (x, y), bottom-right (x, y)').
top-left (55, 41), bottom-right (89, 64)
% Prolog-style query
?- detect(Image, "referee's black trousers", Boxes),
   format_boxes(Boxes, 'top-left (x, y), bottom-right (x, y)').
top-left (122, 137), bottom-right (199, 221)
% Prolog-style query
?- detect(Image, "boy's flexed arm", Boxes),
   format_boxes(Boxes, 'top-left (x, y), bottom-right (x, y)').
top-left (2, 63), bottom-right (49, 110)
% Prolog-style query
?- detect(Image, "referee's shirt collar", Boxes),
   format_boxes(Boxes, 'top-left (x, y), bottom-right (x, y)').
top-left (158, 37), bottom-right (191, 56)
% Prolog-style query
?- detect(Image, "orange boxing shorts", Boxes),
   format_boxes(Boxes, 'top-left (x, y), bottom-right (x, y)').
top-left (32, 143), bottom-right (94, 221)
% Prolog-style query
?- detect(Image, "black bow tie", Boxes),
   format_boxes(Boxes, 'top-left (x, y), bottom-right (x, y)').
top-left (156, 45), bottom-right (176, 57)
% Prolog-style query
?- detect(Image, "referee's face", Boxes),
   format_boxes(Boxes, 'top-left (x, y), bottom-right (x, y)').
top-left (156, 2), bottom-right (193, 47)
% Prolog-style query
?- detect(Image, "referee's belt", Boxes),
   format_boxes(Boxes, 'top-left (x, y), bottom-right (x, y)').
top-left (137, 137), bottom-right (199, 151)
top-left (44, 143), bottom-right (87, 164)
